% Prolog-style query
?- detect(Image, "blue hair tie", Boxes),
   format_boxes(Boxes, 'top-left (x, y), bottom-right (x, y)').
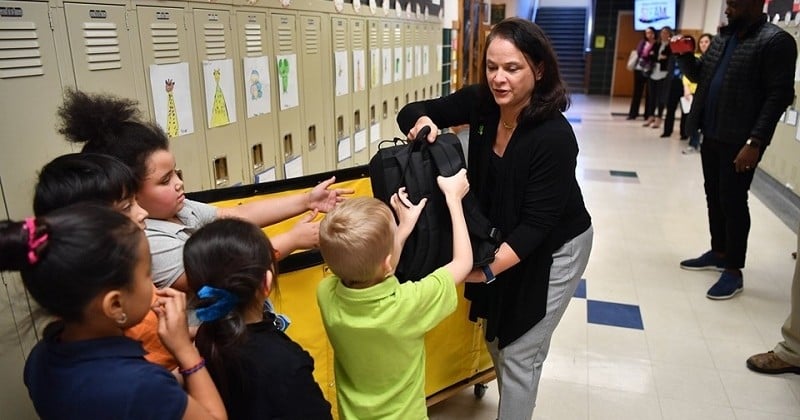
top-left (196, 285), bottom-right (239, 322)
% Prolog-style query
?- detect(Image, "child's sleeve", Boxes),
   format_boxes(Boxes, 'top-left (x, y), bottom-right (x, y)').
top-left (402, 267), bottom-right (458, 335)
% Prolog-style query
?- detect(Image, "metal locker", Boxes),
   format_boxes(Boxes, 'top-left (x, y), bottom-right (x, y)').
top-left (0, 2), bottom-right (64, 415)
top-left (390, 21), bottom-right (403, 135)
top-left (430, 22), bottom-right (441, 99)
top-left (300, 13), bottom-right (331, 175)
top-left (403, 21), bottom-right (414, 106)
top-left (192, 7), bottom-right (245, 187)
top-left (63, 2), bottom-right (140, 100)
top-left (235, 11), bottom-right (279, 184)
top-left (135, 5), bottom-right (211, 193)
top-left (380, 20), bottom-right (395, 140)
top-left (367, 18), bottom-right (383, 155)
top-left (350, 17), bottom-right (369, 165)
top-left (270, 13), bottom-right (303, 179)
top-left (331, 16), bottom-right (352, 169)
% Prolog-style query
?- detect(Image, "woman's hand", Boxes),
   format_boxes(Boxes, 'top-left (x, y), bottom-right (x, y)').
top-left (307, 176), bottom-right (353, 212)
top-left (407, 116), bottom-right (439, 143)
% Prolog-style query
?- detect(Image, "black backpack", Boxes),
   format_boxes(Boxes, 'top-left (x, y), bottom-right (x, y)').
top-left (369, 127), bottom-right (501, 282)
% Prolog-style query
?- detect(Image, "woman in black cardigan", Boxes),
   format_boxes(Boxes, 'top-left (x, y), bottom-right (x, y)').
top-left (398, 18), bottom-right (593, 418)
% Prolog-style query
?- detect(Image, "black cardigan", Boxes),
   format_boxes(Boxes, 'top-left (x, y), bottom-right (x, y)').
top-left (397, 84), bottom-right (591, 347)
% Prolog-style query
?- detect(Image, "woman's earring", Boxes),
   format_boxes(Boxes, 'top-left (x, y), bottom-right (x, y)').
top-left (116, 312), bottom-right (128, 325)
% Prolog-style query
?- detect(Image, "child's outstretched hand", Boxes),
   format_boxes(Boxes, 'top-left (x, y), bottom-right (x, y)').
top-left (307, 176), bottom-right (354, 212)
top-left (287, 209), bottom-right (320, 250)
top-left (390, 187), bottom-right (427, 237)
top-left (437, 168), bottom-right (469, 202)
top-left (152, 288), bottom-right (193, 357)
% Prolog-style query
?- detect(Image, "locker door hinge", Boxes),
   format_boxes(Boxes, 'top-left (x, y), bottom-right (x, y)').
top-left (124, 10), bottom-right (130, 31)
top-left (47, 8), bottom-right (54, 31)
top-left (183, 13), bottom-right (189, 31)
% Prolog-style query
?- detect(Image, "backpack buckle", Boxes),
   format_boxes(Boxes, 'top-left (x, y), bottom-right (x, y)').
top-left (489, 227), bottom-right (502, 244)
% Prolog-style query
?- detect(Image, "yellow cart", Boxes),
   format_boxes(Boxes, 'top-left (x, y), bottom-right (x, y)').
top-left (190, 166), bottom-right (495, 416)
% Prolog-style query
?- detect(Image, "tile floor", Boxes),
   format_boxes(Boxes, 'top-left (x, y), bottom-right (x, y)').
top-left (427, 95), bottom-right (800, 420)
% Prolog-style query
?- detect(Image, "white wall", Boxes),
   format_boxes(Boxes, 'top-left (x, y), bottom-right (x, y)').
top-left (680, 0), bottom-right (725, 33)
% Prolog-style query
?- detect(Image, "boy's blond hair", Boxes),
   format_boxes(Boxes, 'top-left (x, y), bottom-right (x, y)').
top-left (320, 197), bottom-right (395, 286)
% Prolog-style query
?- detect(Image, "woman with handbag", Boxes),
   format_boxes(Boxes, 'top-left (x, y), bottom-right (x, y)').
top-left (627, 27), bottom-right (657, 120)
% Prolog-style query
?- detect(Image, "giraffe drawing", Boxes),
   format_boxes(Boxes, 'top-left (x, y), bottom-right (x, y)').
top-left (165, 79), bottom-right (179, 138)
top-left (210, 68), bottom-right (230, 127)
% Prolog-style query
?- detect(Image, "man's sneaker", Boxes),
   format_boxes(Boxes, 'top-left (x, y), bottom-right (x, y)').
top-left (682, 146), bottom-right (699, 154)
top-left (706, 271), bottom-right (743, 300)
top-left (680, 250), bottom-right (725, 271)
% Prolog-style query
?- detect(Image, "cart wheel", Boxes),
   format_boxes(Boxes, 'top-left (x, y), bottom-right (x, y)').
top-left (474, 383), bottom-right (488, 399)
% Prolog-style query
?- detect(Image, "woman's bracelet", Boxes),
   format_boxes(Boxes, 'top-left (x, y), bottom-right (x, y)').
top-left (178, 358), bottom-right (206, 377)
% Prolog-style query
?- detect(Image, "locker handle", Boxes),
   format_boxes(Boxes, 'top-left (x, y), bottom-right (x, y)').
top-left (283, 134), bottom-right (293, 159)
top-left (370, 105), bottom-right (376, 124)
top-left (308, 125), bottom-right (317, 150)
top-left (252, 144), bottom-right (264, 172)
top-left (394, 97), bottom-right (399, 115)
top-left (213, 156), bottom-right (229, 187)
top-left (353, 110), bottom-right (361, 131)
top-left (405, 93), bottom-right (410, 106)
top-left (414, 91), bottom-right (418, 102)
top-left (337, 116), bottom-right (344, 139)
top-left (382, 101), bottom-right (388, 120)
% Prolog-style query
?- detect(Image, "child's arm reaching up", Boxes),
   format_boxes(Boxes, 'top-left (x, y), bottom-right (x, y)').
top-left (437, 169), bottom-right (472, 284)
top-left (389, 187), bottom-right (427, 269)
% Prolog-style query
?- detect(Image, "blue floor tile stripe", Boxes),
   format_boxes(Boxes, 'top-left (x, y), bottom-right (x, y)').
top-left (587, 300), bottom-right (644, 330)
top-left (573, 278), bottom-right (586, 299)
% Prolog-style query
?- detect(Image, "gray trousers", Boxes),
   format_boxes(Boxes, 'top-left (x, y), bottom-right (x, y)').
top-left (487, 225), bottom-right (593, 420)
top-left (774, 223), bottom-right (800, 367)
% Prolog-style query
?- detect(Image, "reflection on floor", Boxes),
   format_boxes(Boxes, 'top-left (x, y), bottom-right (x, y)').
top-left (428, 95), bottom-right (800, 420)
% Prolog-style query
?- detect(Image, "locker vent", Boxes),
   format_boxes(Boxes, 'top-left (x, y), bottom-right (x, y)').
top-left (394, 24), bottom-right (401, 45)
top-left (277, 25), bottom-right (293, 54)
top-left (369, 24), bottom-right (377, 47)
top-left (203, 23), bottom-right (226, 60)
top-left (334, 27), bottom-right (345, 52)
top-left (352, 23), bottom-right (363, 50)
top-left (243, 24), bottom-right (263, 57)
top-left (150, 22), bottom-right (180, 64)
top-left (303, 20), bottom-right (318, 55)
top-left (0, 20), bottom-right (43, 78)
top-left (382, 24), bottom-right (390, 48)
top-left (83, 22), bottom-right (122, 71)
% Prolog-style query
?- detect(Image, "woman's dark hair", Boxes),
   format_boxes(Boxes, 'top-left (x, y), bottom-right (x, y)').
top-left (184, 218), bottom-right (277, 397)
top-left (480, 18), bottom-right (570, 125)
top-left (33, 153), bottom-right (138, 217)
top-left (57, 89), bottom-right (169, 187)
top-left (0, 204), bottom-right (142, 322)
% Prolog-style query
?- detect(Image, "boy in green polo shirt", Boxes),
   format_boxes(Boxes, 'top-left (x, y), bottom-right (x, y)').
top-left (317, 169), bottom-right (473, 420)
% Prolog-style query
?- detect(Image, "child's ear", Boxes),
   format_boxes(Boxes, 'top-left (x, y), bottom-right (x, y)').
top-left (101, 290), bottom-right (128, 326)
top-left (262, 270), bottom-right (274, 296)
top-left (382, 254), bottom-right (393, 277)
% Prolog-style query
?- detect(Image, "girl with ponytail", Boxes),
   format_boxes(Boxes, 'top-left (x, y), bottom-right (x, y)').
top-left (183, 219), bottom-right (331, 419)
top-left (0, 205), bottom-right (226, 419)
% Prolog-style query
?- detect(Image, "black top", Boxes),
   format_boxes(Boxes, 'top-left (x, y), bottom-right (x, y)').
top-left (210, 316), bottom-right (333, 420)
top-left (678, 15), bottom-right (796, 146)
top-left (398, 84), bottom-right (591, 347)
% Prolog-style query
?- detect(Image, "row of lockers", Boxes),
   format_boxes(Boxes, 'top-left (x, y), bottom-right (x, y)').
top-left (760, 17), bottom-right (800, 195)
top-left (0, 0), bottom-right (445, 220)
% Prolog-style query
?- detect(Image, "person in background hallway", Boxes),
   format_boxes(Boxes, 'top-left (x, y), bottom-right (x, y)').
top-left (660, 29), bottom-right (685, 139)
top-left (398, 18), bottom-right (593, 418)
top-left (677, 0), bottom-right (796, 299)
top-left (627, 27), bottom-right (656, 120)
top-left (682, 33), bottom-right (713, 154)
top-left (746, 226), bottom-right (800, 375)
top-left (643, 26), bottom-right (671, 129)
